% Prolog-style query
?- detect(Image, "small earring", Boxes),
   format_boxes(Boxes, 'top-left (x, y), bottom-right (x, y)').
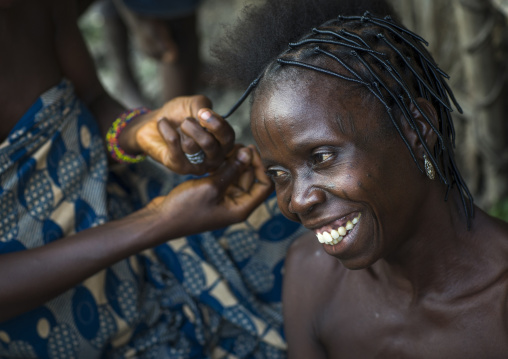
top-left (424, 154), bottom-right (435, 180)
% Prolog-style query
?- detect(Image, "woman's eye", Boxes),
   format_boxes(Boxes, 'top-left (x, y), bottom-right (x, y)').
top-left (313, 152), bottom-right (333, 164)
top-left (266, 169), bottom-right (287, 179)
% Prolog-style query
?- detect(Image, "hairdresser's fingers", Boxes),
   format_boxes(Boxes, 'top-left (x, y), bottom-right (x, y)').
top-left (222, 147), bottom-right (274, 217)
top-left (236, 165), bottom-right (255, 193)
top-left (202, 148), bottom-right (252, 214)
top-left (178, 123), bottom-right (201, 154)
top-left (159, 95), bottom-right (212, 128)
top-left (156, 117), bottom-right (221, 175)
top-left (228, 145), bottom-right (255, 194)
top-left (196, 109), bottom-right (235, 155)
top-left (248, 144), bottom-right (274, 193)
top-left (155, 117), bottom-right (196, 173)
top-left (180, 117), bottom-right (226, 170)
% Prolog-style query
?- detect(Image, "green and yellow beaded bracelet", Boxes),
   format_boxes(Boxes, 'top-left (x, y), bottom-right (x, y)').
top-left (106, 107), bottom-right (150, 164)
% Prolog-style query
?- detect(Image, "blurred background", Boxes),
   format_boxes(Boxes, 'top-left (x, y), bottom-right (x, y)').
top-left (79, 0), bottom-right (254, 143)
top-left (79, 0), bottom-right (508, 221)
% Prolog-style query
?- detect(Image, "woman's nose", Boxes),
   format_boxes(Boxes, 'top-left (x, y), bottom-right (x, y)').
top-left (287, 179), bottom-right (325, 216)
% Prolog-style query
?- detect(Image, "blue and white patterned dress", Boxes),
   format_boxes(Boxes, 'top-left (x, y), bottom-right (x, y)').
top-left (0, 79), bottom-right (305, 358)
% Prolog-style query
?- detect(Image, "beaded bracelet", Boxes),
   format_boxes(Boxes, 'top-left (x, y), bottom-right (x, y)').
top-left (106, 107), bottom-right (150, 164)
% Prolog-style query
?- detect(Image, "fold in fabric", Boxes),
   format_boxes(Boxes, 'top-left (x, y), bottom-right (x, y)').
top-left (0, 79), bottom-right (304, 358)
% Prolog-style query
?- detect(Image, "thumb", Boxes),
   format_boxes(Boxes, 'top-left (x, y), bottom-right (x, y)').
top-left (208, 147), bottom-right (252, 193)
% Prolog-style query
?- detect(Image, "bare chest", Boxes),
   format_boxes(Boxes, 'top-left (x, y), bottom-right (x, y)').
top-left (317, 281), bottom-right (508, 358)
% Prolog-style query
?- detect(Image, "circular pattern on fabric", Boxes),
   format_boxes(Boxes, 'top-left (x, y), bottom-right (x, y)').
top-left (24, 170), bottom-right (53, 220)
top-left (0, 160), bottom-right (11, 174)
top-left (0, 189), bottom-right (18, 240)
top-left (223, 306), bottom-right (257, 334)
top-left (8, 129), bottom-right (24, 142)
top-left (47, 323), bottom-right (79, 359)
top-left (133, 331), bottom-right (161, 358)
top-left (258, 341), bottom-right (285, 359)
top-left (233, 334), bottom-right (257, 357)
top-left (90, 306), bottom-right (117, 349)
top-left (89, 136), bottom-right (107, 182)
top-left (146, 262), bottom-right (166, 288)
top-left (0, 331), bottom-right (10, 343)
top-left (72, 286), bottom-right (99, 340)
top-left (227, 230), bottom-right (259, 263)
top-left (179, 253), bottom-right (206, 296)
top-left (42, 218), bottom-right (64, 244)
top-left (36, 318), bottom-right (51, 339)
top-left (259, 214), bottom-right (301, 241)
top-left (117, 280), bottom-right (138, 323)
top-left (79, 125), bottom-right (91, 149)
top-left (166, 336), bottom-right (190, 358)
top-left (74, 199), bottom-right (99, 233)
top-left (58, 152), bottom-right (85, 201)
top-left (242, 261), bottom-right (274, 294)
top-left (5, 340), bottom-right (37, 358)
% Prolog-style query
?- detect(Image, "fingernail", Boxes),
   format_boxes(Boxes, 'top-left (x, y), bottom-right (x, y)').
top-left (199, 110), bottom-right (212, 122)
top-left (237, 149), bottom-right (251, 163)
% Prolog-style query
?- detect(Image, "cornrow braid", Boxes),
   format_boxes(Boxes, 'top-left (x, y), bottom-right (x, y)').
top-left (222, 11), bottom-right (474, 228)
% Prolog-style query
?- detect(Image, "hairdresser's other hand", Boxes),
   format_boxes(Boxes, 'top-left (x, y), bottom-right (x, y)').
top-left (119, 95), bottom-right (235, 175)
top-left (146, 146), bottom-right (273, 238)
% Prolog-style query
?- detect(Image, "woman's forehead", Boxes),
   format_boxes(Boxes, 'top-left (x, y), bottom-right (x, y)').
top-left (252, 72), bottom-right (374, 127)
top-left (250, 75), bottom-right (385, 152)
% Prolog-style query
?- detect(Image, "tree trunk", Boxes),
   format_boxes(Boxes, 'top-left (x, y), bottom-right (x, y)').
top-left (453, 0), bottom-right (508, 207)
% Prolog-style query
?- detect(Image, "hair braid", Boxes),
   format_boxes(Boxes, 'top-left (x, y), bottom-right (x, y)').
top-left (222, 11), bottom-right (474, 227)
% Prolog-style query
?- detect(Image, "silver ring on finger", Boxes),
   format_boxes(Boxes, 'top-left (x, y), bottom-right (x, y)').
top-left (185, 150), bottom-right (205, 164)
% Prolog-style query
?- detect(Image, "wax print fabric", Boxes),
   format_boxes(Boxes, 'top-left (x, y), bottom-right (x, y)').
top-left (0, 79), bottom-right (304, 358)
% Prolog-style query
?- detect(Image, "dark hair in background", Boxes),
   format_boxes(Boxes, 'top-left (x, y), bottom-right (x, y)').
top-left (211, 0), bottom-right (473, 227)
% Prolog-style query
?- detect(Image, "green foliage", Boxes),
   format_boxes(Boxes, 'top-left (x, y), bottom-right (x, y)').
top-left (489, 198), bottom-right (508, 222)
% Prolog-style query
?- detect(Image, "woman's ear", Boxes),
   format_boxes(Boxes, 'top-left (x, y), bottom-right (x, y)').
top-left (405, 97), bottom-right (439, 154)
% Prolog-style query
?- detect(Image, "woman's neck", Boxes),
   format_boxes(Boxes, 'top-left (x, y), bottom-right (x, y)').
top-left (370, 187), bottom-right (477, 301)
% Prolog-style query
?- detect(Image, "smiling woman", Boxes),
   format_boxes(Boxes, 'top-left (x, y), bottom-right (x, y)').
top-left (252, 78), bottom-right (421, 269)
top-left (212, 0), bottom-right (508, 358)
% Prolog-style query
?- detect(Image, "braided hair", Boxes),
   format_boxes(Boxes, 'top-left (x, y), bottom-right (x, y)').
top-left (217, 7), bottom-right (474, 227)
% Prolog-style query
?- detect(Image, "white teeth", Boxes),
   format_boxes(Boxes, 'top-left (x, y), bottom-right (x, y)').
top-left (338, 226), bottom-right (347, 236)
top-left (315, 214), bottom-right (361, 245)
top-left (317, 233), bottom-right (324, 243)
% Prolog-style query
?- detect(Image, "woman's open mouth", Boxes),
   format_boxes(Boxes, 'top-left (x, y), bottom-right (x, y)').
top-left (315, 213), bottom-right (361, 246)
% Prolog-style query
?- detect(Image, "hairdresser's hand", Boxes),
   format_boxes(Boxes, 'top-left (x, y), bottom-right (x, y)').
top-left (119, 95), bottom-right (235, 175)
top-left (147, 146), bottom-right (273, 237)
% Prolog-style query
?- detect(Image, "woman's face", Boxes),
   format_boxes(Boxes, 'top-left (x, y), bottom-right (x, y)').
top-left (251, 74), bottom-right (428, 269)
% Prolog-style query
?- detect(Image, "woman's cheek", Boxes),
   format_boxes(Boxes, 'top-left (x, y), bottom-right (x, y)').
top-left (276, 189), bottom-right (300, 222)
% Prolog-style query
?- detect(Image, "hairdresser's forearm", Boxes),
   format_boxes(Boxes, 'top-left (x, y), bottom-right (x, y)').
top-left (86, 90), bottom-right (128, 138)
top-left (0, 206), bottom-right (172, 322)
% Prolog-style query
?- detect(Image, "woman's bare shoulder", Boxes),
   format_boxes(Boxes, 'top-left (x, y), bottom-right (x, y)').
top-left (472, 208), bottom-right (508, 255)
top-left (284, 231), bottom-right (346, 297)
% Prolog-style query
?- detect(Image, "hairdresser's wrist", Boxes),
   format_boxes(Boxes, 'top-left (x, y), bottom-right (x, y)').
top-left (133, 196), bottom-right (192, 247)
top-left (117, 110), bottom-right (153, 156)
